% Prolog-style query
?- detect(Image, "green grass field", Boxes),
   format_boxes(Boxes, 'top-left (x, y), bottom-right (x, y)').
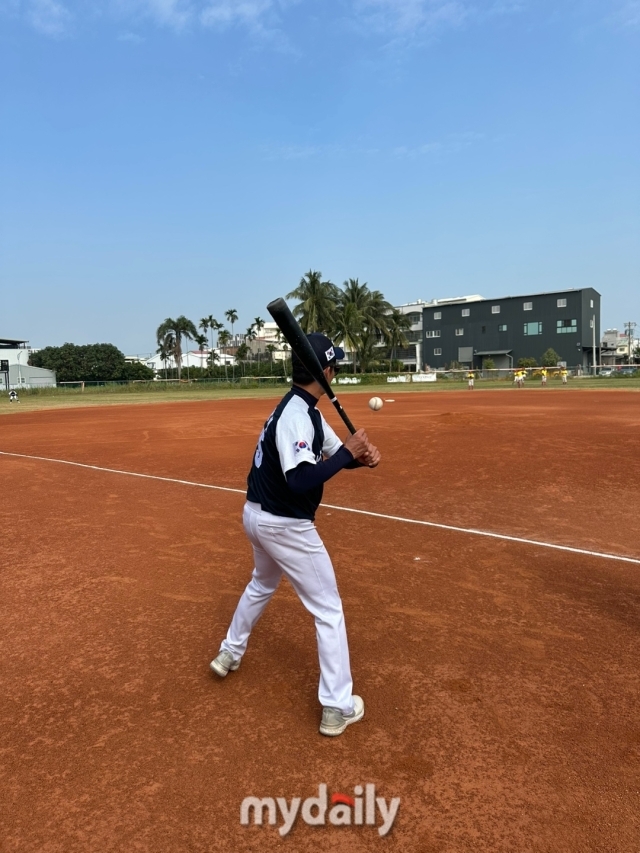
top-left (1, 375), bottom-right (638, 415)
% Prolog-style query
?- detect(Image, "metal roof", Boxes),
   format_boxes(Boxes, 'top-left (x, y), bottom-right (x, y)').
top-left (0, 338), bottom-right (28, 348)
top-left (473, 349), bottom-right (513, 356)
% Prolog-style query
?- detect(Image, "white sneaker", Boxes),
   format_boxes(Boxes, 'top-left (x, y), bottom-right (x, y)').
top-left (319, 695), bottom-right (365, 736)
top-left (210, 650), bottom-right (241, 678)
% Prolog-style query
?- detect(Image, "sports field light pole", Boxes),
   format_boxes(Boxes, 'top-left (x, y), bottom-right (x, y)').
top-left (592, 314), bottom-right (596, 376)
top-left (16, 349), bottom-right (23, 388)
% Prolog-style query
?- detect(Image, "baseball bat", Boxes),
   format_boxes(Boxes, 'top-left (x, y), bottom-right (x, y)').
top-left (267, 297), bottom-right (357, 435)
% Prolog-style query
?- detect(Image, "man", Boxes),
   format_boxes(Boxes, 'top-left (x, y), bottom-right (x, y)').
top-left (467, 370), bottom-right (475, 390)
top-left (8, 390), bottom-right (19, 403)
top-left (540, 367), bottom-right (547, 386)
top-left (210, 333), bottom-right (381, 737)
top-left (561, 368), bottom-right (568, 385)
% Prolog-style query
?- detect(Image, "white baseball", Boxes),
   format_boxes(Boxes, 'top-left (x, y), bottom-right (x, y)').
top-left (369, 396), bottom-right (383, 411)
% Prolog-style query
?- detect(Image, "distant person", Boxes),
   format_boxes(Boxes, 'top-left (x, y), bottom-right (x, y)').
top-left (467, 371), bottom-right (475, 390)
top-left (540, 368), bottom-right (548, 386)
top-left (561, 368), bottom-right (568, 385)
top-left (8, 390), bottom-right (19, 403)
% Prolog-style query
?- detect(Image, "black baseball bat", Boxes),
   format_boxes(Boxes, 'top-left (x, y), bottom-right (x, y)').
top-left (267, 297), bottom-right (357, 434)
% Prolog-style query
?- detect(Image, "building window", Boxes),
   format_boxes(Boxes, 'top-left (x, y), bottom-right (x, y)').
top-left (433, 311), bottom-right (442, 320)
top-left (557, 319), bottom-right (577, 334)
top-left (524, 322), bottom-right (542, 336)
top-left (434, 348), bottom-right (442, 356)
top-left (523, 302), bottom-right (532, 311)
top-left (590, 300), bottom-right (594, 308)
top-left (462, 308), bottom-right (470, 317)
top-left (498, 324), bottom-right (507, 332)
top-left (557, 298), bottom-right (567, 308)
top-left (425, 330), bottom-right (441, 338)
top-left (492, 305), bottom-right (500, 314)
top-left (455, 328), bottom-right (464, 336)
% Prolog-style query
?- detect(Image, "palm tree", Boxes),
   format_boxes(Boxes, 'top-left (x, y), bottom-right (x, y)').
top-left (386, 308), bottom-right (411, 371)
top-left (334, 280), bottom-right (392, 373)
top-left (245, 325), bottom-right (256, 368)
top-left (358, 329), bottom-right (381, 373)
top-left (208, 348), bottom-right (219, 372)
top-left (363, 288), bottom-right (393, 339)
top-left (235, 342), bottom-right (249, 377)
top-left (218, 329), bottom-right (231, 381)
top-left (286, 270), bottom-right (339, 333)
top-left (332, 300), bottom-right (363, 374)
top-left (225, 309), bottom-right (238, 380)
top-left (195, 333), bottom-right (208, 369)
top-left (253, 317), bottom-right (265, 365)
top-left (200, 315), bottom-right (220, 356)
top-left (266, 343), bottom-right (277, 374)
top-left (156, 336), bottom-right (173, 380)
top-left (225, 308), bottom-right (239, 340)
top-left (156, 316), bottom-right (198, 381)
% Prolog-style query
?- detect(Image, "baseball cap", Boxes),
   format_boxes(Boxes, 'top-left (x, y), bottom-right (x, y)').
top-left (304, 333), bottom-right (345, 368)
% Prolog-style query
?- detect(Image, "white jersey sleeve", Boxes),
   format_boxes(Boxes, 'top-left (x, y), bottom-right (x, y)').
top-left (320, 413), bottom-right (343, 458)
top-left (275, 399), bottom-right (318, 475)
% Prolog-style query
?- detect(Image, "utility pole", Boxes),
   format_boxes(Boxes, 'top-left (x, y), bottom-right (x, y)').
top-left (624, 321), bottom-right (636, 364)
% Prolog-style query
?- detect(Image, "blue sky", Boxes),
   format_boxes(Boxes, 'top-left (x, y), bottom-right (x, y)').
top-left (1, 0), bottom-right (638, 354)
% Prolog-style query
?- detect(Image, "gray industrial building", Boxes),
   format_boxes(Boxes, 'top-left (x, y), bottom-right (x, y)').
top-left (421, 288), bottom-right (600, 371)
top-left (0, 338), bottom-right (57, 390)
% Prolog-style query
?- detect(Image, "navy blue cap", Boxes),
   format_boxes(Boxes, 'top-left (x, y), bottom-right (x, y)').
top-left (305, 333), bottom-right (345, 368)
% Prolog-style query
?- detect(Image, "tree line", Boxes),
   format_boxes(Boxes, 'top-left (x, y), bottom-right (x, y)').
top-left (155, 310), bottom-right (274, 381)
top-left (287, 271), bottom-right (410, 372)
top-left (28, 272), bottom-right (410, 383)
top-left (155, 273), bottom-right (412, 379)
top-left (29, 343), bottom-right (155, 383)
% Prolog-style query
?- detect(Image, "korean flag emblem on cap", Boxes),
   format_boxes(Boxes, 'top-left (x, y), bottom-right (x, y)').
top-left (325, 346), bottom-right (335, 361)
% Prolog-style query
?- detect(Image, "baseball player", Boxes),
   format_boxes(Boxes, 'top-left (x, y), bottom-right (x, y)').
top-left (540, 367), bottom-right (547, 386)
top-left (210, 333), bottom-right (381, 737)
top-left (8, 390), bottom-right (19, 403)
top-left (561, 368), bottom-right (568, 385)
top-left (467, 370), bottom-right (475, 390)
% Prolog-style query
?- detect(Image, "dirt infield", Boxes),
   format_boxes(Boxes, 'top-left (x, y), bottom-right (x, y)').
top-left (1, 390), bottom-right (639, 852)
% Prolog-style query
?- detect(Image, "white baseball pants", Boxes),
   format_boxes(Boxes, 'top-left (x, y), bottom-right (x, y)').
top-left (220, 501), bottom-right (355, 714)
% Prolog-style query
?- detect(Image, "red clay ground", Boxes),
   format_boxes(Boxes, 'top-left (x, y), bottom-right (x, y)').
top-left (1, 389), bottom-right (639, 852)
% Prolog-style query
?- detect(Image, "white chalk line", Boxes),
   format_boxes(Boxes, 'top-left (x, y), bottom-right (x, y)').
top-left (2, 449), bottom-right (639, 567)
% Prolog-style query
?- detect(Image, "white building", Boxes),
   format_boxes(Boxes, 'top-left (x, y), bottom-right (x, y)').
top-left (600, 329), bottom-right (639, 364)
top-left (246, 322), bottom-right (289, 362)
top-left (0, 338), bottom-right (56, 390)
top-left (127, 348), bottom-right (236, 376)
top-left (391, 300), bottom-right (430, 371)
